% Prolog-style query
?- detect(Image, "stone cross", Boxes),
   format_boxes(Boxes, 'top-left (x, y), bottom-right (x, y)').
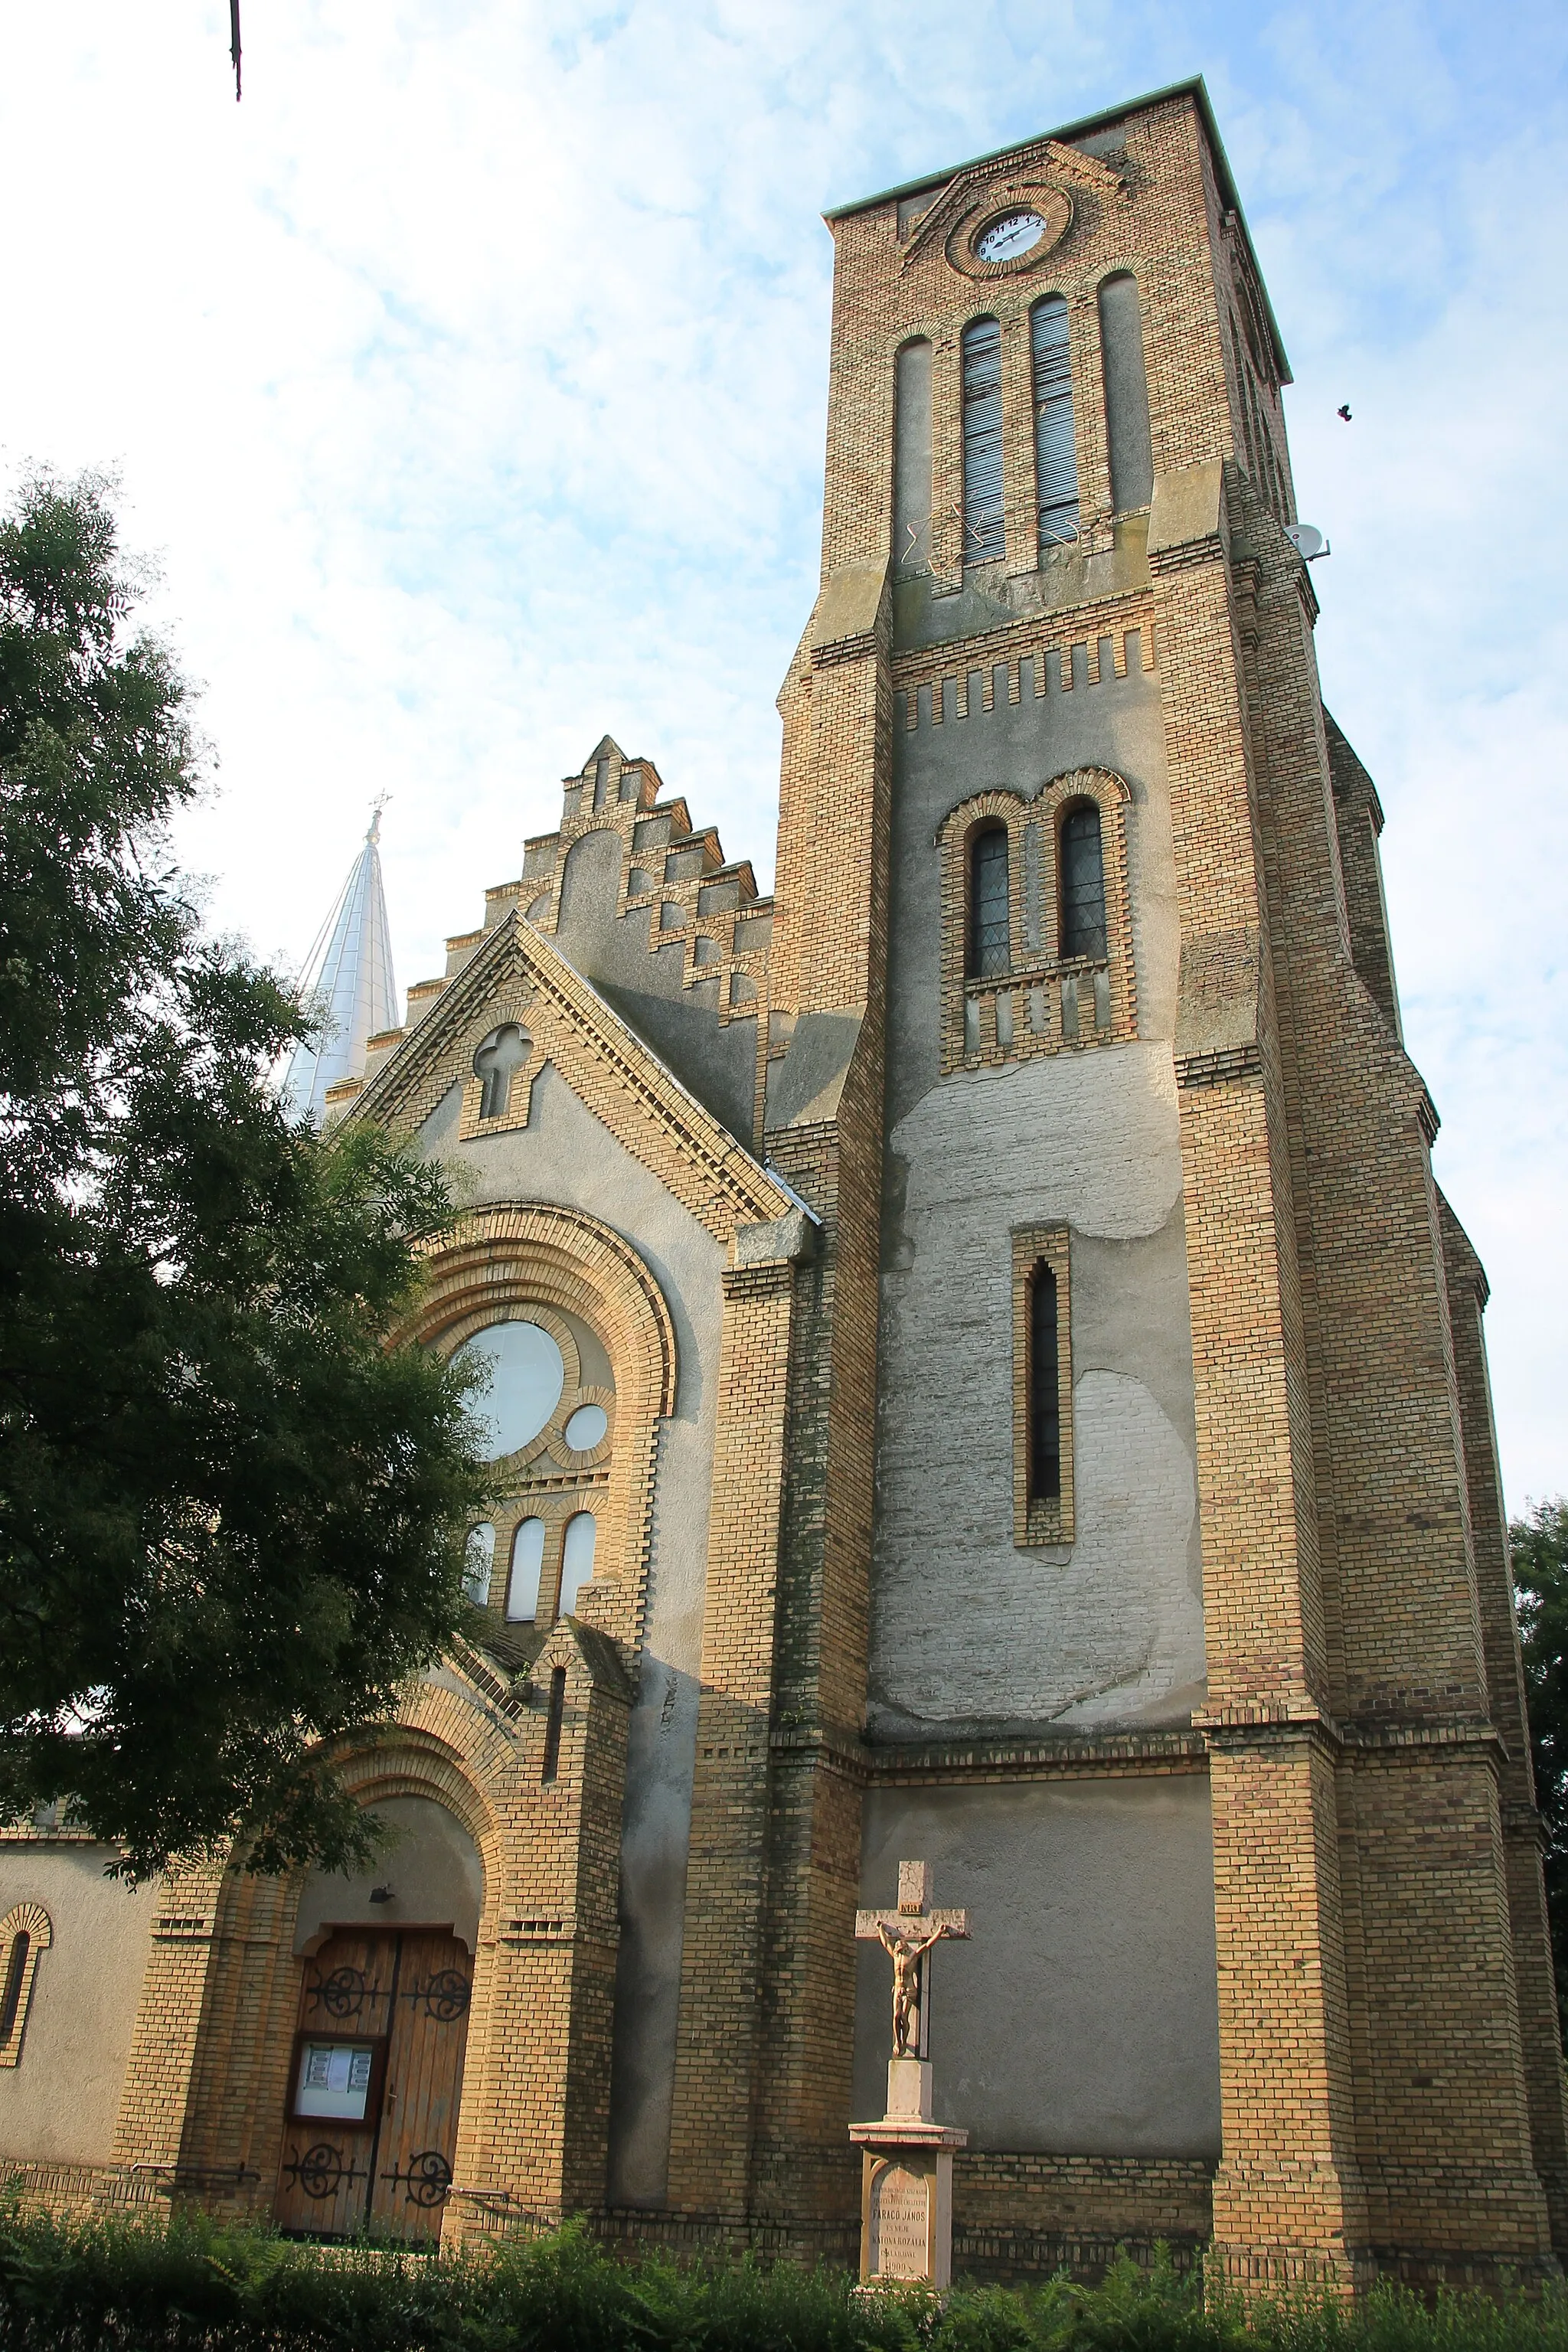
top-left (856, 1860), bottom-right (969, 2060)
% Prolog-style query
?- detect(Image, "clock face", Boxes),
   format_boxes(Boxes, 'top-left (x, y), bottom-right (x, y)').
top-left (975, 208), bottom-right (1047, 264)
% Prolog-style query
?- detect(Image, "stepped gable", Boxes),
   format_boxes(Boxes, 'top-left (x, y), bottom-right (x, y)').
top-left (386, 737), bottom-right (772, 1149)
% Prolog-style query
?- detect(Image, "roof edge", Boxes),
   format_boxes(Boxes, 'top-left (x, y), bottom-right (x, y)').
top-left (824, 74), bottom-right (1289, 384)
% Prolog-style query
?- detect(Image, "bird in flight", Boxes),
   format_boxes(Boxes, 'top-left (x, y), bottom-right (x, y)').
top-left (1337, 404), bottom-right (1352, 422)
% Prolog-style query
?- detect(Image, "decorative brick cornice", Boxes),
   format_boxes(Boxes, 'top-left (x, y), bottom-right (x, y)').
top-left (768, 1722), bottom-right (1210, 1785)
top-left (892, 591), bottom-right (1156, 729)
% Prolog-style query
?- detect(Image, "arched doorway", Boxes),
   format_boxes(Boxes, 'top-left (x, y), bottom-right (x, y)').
top-left (274, 1796), bottom-right (482, 2242)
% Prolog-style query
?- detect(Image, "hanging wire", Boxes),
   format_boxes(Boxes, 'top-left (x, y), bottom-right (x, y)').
top-left (229, 0), bottom-right (243, 100)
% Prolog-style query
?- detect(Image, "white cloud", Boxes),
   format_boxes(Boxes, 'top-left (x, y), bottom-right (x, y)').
top-left (2, 0), bottom-right (1563, 1501)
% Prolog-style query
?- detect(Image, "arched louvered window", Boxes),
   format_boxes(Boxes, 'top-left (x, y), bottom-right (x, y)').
top-left (969, 825), bottom-right (1011, 978)
top-left (1030, 297), bottom-right (1079, 550)
top-left (961, 318), bottom-right (1004, 564)
top-left (1030, 1264), bottom-right (1061, 1502)
top-left (1060, 804), bottom-right (1106, 959)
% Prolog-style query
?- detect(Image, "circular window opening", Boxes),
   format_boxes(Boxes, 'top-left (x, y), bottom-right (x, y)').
top-left (564, 1403), bottom-right (609, 1453)
top-left (453, 1320), bottom-right (564, 1459)
top-left (975, 208), bottom-right (1046, 265)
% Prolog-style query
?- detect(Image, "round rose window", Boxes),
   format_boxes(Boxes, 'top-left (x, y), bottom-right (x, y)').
top-left (453, 1321), bottom-right (564, 1459)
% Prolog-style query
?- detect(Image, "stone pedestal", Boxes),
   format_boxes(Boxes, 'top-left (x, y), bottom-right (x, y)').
top-left (849, 2060), bottom-right (968, 2287)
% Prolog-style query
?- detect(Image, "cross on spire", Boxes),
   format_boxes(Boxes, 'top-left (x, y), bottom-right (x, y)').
top-left (855, 1860), bottom-right (970, 2060)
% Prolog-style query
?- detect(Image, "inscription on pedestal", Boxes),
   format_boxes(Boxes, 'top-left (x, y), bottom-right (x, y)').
top-left (869, 2160), bottom-right (930, 2279)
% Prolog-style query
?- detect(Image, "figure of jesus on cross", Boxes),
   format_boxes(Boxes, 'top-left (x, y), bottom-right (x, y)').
top-left (856, 1860), bottom-right (970, 2060)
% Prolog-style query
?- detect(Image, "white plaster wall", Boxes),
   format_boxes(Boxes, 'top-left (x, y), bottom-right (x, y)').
top-left (877, 639), bottom-right (1204, 1740)
top-left (294, 1795), bottom-right (482, 1954)
top-left (418, 1062), bottom-right (727, 2206)
top-left (0, 1844), bottom-right (159, 2164)
top-left (853, 1778), bottom-right (1221, 2156)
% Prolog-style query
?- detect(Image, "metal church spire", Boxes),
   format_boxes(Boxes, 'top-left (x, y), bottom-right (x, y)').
top-left (278, 802), bottom-right (399, 1124)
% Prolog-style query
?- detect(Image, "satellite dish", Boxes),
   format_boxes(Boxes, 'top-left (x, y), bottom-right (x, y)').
top-left (1285, 522), bottom-right (1329, 561)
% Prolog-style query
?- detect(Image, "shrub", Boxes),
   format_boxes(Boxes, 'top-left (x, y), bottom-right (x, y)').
top-left (1, 2204), bottom-right (1566, 2352)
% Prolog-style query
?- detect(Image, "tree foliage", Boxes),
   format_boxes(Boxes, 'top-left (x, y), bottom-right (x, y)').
top-left (1510, 1497), bottom-right (1568, 2033)
top-left (0, 470), bottom-right (488, 1880)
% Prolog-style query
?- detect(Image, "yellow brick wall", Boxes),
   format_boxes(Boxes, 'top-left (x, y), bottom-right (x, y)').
top-left (10, 83), bottom-right (1559, 2298)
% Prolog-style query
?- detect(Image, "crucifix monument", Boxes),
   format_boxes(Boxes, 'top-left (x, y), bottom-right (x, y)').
top-left (850, 1860), bottom-right (971, 2288)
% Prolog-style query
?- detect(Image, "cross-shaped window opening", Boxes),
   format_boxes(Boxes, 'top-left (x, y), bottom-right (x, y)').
top-left (472, 1025), bottom-right (531, 1121)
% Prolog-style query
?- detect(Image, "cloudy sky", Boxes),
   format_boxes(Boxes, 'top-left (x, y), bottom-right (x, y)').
top-left (3, 1), bottom-right (1564, 1504)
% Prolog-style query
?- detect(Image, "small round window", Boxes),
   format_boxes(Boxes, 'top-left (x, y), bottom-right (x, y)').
top-left (564, 1404), bottom-right (608, 1453)
top-left (453, 1321), bottom-right (564, 1459)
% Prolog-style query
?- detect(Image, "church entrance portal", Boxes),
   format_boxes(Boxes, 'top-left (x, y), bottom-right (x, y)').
top-left (274, 1926), bottom-right (472, 2241)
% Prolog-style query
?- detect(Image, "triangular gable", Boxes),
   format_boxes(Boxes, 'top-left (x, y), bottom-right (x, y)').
top-left (901, 137), bottom-right (1124, 268)
top-left (351, 911), bottom-right (802, 1246)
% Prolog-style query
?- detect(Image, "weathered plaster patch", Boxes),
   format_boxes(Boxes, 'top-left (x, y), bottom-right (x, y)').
top-left (874, 1046), bottom-right (1200, 1733)
top-left (871, 1369), bottom-right (1200, 1732)
top-left (892, 1044), bottom-right (1184, 1242)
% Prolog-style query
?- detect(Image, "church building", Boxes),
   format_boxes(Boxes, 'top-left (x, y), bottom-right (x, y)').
top-left (2, 77), bottom-right (1563, 2292)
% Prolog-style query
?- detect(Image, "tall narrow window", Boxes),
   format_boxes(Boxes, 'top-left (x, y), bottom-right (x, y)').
top-left (507, 1518), bottom-right (546, 1622)
top-left (1030, 297), bottom-right (1079, 550)
top-left (1098, 273), bottom-right (1154, 514)
top-left (0, 1936), bottom-right (29, 2047)
top-left (558, 1511), bottom-right (596, 1616)
top-left (1229, 315), bottom-right (1258, 481)
top-left (969, 826), bottom-right (1011, 978)
top-left (893, 338), bottom-right (933, 575)
top-left (462, 1522), bottom-right (496, 1606)
top-left (1030, 1265), bottom-right (1061, 1502)
top-left (1013, 1228), bottom-right (1073, 1545)
top-left (962, 318), bottom-right (1004, 564)
top-left (1060, 804), bottom-right (1106, 959)
top-left (541, 1665), bottom-right (567, 1784)
top-left (0, 1905), bottom-right (48, 2066)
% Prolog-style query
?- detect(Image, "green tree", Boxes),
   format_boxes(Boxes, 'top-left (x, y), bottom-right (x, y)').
top-left (0, 470), bottom-right (488, 1880)
top-left (1510, 1496), bottom-right (1568, 2034)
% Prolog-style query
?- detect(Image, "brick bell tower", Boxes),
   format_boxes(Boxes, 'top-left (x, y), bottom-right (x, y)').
top-left (713, 78), bottom-right (1567, 2289)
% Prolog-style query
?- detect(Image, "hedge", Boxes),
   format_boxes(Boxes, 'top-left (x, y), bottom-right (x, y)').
top-left (2, 2204), bottom-right (1566, 2352)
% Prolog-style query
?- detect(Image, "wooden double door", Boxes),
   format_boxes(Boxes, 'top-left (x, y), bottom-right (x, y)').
top-left (274, 1926), bottom-right (472, 2241)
